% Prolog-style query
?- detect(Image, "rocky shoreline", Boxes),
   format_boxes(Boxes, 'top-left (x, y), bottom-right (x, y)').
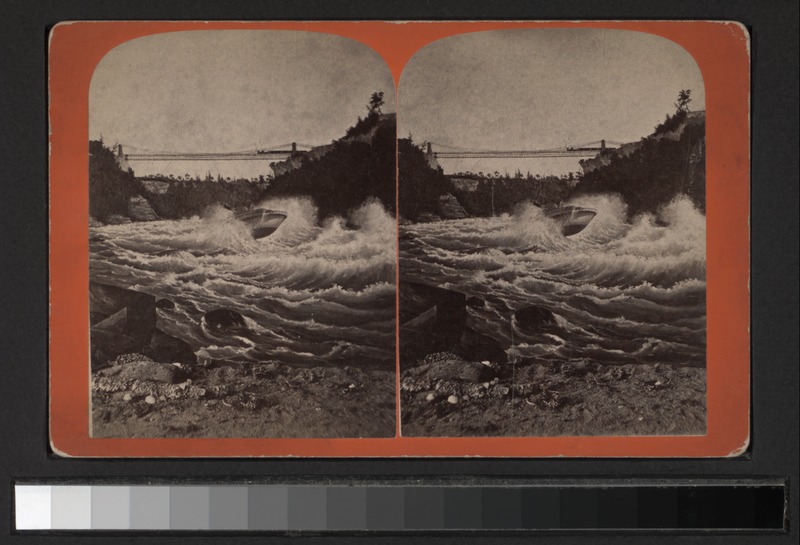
top-left (92, 354), bottom-right (395, 438)
top-left (89, 281), bottom-right (395, 438)
top-left (400, 351), bottom-right (705, 437)
top-left (399, 281), bottom-right (706, 437)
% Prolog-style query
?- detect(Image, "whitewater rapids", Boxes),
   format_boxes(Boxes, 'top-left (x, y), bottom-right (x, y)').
top-left (90, 197), bottom-right (397, 367)
top-left (399, 194), bottom-right (707, 366)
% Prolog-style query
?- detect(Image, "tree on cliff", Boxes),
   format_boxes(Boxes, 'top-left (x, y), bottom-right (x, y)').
top-left (675, 89), bottom-right (692, 112)
top-left (368, 91), bottom-right (385, 114)
top-left (345, 91), bottom-right (387, 138)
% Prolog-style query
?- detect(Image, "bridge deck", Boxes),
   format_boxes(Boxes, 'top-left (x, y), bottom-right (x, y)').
top-left (435, 148), bottom-right (606, 159)
top-left (126, 151), bottom-right (294, 161)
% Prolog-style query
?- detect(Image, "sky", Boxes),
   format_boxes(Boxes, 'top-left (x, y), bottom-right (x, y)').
top-left (90, 30), bottom-right (395, 178)
top-left (399, 28), bottom-right (705, 176)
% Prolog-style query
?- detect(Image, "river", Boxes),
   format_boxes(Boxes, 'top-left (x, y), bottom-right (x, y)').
top-left (399, 194), bottom-right (707, 367)
top-left (89, 197), bottom-right (396, 369)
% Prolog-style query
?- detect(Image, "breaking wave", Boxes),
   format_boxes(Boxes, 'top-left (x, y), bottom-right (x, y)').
top-left (90, 197), bottom-right (396, 367)
top-left (401, 193), bottom-right (707, 367)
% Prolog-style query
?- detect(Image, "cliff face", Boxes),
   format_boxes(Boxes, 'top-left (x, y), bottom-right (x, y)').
top-left (143, 178), bottom-right (266, 220)
top-left (398, 138), bottom-right (452, 222)
top-left (437, 194), bottom-right (468, 219)
top-left (89, 140), bottom-right (145, 223)
top-left (269, 113), bottom-right (395, 178)
top-left (580, 141), bottom-right (643, 174)
top-left (580, 112), bottom-right (704, 176)
top-left (128, 196), bottom-right (159, 221)
top-left (90, 111), bottom-right (397, 225)
top-left (572, 110), bottom-right (706, 218)
top-left (262, 113), bottom-right (397, 220)
top-left (89, 141), bottom-right (269, 224)
top-left (399, 141), bottom-right (575, 222)
top-left (270, 144), bottom-right (334, 177)
top-left (450, 175), bottom-right (572, 218)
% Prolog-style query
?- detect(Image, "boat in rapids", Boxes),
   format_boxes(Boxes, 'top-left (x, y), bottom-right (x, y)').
top-left (544, 205), bottom-right (596, 236)
top-left (234, 207), bottom-right (287, 239)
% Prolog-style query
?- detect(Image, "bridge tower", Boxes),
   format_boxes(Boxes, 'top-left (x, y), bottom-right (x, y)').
top-left (425, 142), bottom-right (441, 171)
top-left (114, 144), bottom-right (130, 171)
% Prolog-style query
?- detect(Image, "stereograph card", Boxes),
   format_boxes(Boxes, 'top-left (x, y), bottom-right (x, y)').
top-left (47, 21), bottom-right (751, 458)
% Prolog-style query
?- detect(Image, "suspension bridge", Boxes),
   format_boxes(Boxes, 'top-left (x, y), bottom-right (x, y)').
top-left (118, 138), bottom-right (623, 163)
top-left (425, 140), bottom-right (623, 159)
top-left (118, 142), bottom-right (318, 162)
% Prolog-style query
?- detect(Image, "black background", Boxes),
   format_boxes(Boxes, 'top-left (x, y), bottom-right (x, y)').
top-left (1, 1), bottom-right (798, 543)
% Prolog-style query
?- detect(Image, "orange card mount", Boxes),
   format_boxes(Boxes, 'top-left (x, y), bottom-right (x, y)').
top-left (49, 21), bottom-right (750, 457)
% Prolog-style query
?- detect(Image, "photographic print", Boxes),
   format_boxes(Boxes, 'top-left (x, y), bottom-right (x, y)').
top-left (398, 29), bottom-right (708, 437)
top-left (87, 31), bottom-right (397, 438)
top-left (50, 21), bottom-right (749, 456)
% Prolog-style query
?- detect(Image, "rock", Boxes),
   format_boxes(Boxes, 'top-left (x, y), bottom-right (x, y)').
top-left (144, 395), bottom-right (156, 405)
top-left (143, 329), bottom-right (197, 366)
top-left (90, 329), bottom-right (141, 371)
top-left (560, 359), bottom-right (595, 378)
top-left (400, 282), bottom-right (467, 363)
top-left (98, 358), bottom-right (188, 385)
top-left (447, 395), bottom-right (459, 404)
top-left (437, 194), bottom-right (468, 220)
top-left (93, 307), bottom-right (129, 334)
top-left (90, 283), bottom-right (159, 369)
top-left (155, 299), bottom-right (175, 310)
top-left (203, 308), bottom-right (248, 332)
top-left (105, 214), bottom-right (131, 225)
top-left (426, 393), bottom-right (435, 402)
top-left (123, 393), bottom-right (132, 402)
top-left (128, 196), bottom-right (160, 221)
top-left (466, 297), bottom-right (485, 309)
top-left (513, 305), bottom-right (559, 335)
top-left (112, 353), bottom-right (154, 366)
top-left (415, 212), bottom-right (441, 223)
top-left (90, 282), bottom-right (157, 342)
top-left (141, 180), bottom-right (170, 195)
top-left (514, 362), bottom-right (550, 383)
top-left (455, 328), bottom-right (507, 364)
top-left (414, 353), bottom-right (495, 383)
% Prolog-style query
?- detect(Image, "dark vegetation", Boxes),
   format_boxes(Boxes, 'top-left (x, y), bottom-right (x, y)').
top-left (88, 93), bottom-right (397, 224)
top-left (266, 112), bottom-right (396, 221)
top-left (89, 90), bottom-right (704, 225)
top-left (89, 141), bottom-right (272, 221)
top-left (653, 108), bottom-right (688, 136)
top-left (343, 91), bottom-right (385, 138)
top-left (397, 137), bottom-right (452, 220)
top-left (399, 90), bottom-right (705, 222)
top-left (88, 140), bottom-right (144, 222)
top-left (452, 175), bottom-right (573, 217)
top-left (397, 138), bottom-right (573, 221)
top-left (145, 177), bottom-right (266, 219)
top-left (572, 108), bottom-right (705, 218)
